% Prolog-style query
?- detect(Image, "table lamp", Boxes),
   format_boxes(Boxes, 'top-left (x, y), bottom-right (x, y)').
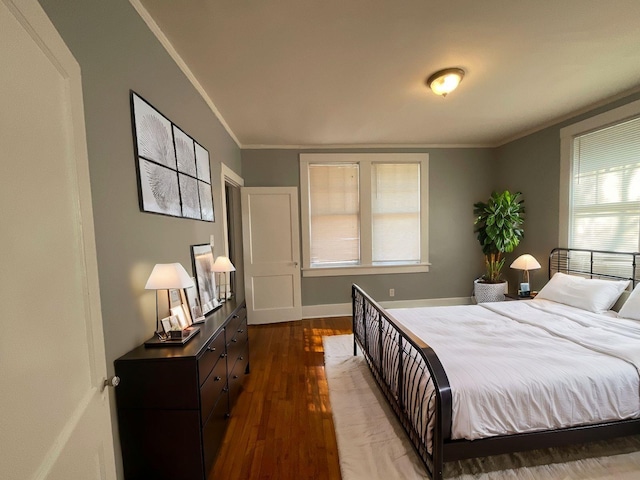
top-left (145, 263), bottom-right (194, 334)
top-left (510, 254), bottom-right (541, 297)
top-left (212, 256), bottom-right (236, 303)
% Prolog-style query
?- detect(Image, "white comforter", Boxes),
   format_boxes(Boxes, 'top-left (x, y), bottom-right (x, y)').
top-left (388, 299), bottom-right (640, 441)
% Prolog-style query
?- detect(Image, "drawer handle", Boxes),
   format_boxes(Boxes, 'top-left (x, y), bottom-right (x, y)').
top-left (220, 353), bottom-right (227, 358)
top-left (238, 329), bottom-right (244, 333)
top-left (232, 338), bottom-right (237, 343)
top-left (207, 346), bottom-right (216, 352)
top-left (232, 314), bottom-right (239, 319)
top-left (239, 356), bottom-right (244, 360)
top-left (233, 375), bottom-right (239, 379)
top-left (223, 387), bottom-right (229, 392)
top-left (214, 376), bottom-right (221, 382)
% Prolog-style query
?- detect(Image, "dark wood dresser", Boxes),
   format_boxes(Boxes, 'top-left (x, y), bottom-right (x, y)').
top-left (114, 300), bottom-right (249, 480)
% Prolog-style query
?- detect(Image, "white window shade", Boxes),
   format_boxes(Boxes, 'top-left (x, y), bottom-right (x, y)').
top-left (300, 152), bottom-right (429, 276)
top-left (372, 163), bottom-right (420, 263)
top-left (570, 116), bottom-right (640, 253)
top-left (309, 163), bottom-right (360, 266)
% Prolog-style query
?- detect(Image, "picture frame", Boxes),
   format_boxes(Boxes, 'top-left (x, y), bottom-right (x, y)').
top-left (168, 289), bottom-right (182, 308)
top-left (169, 316), bottom-right (180, 330)
top-left (130, 91), bottom-right (214, 222)
top-left (190, 244), bottom-right (220, 315)
top-left (180, 301), bottom-right (193, 326)
top-left (170, 306), bottom-right (188, 330)
top-left (161, 316), bottom-right (173, 334)
top-left (185, 278), bottom-right (206, 323)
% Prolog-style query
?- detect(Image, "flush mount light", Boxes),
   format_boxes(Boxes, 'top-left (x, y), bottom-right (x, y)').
top-left (426, 68), bottom-right (465, 97)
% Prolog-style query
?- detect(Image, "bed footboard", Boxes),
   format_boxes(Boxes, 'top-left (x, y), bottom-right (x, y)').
top-left (352, 284), bottom-right (452, 480)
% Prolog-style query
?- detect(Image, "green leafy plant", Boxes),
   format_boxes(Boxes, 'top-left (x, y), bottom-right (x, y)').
top-left (473, 190), bottom-right (525, 283)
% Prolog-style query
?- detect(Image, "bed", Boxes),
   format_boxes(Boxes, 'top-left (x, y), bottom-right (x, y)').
top-left (352, 248), bottom-right (640, 480)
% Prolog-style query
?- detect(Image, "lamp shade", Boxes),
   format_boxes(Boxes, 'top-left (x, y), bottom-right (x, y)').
top-left (510, 254), bottom-right (541, 271)
top-left (145, 263), bottom-right (194, 289)
top-left (212, 256), bottom-right (236, 273)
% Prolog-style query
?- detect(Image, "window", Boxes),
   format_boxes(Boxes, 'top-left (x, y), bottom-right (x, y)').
top-left (560, 99), bottom-right (640, 255)
top-left (308, 163), bottom-right (360, 266)
top-left (300, 153), bottom-right (429, 276)
top-left (371, 163), bottom-right (421, 263)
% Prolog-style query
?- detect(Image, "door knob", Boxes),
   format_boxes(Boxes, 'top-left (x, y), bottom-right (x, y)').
top-left (102, 376), bottom-right (120, 390)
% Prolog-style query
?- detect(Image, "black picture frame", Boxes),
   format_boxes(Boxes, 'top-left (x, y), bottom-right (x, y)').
top-left (190, 244), bottom-right (220, 316)
top-left (131, 91), bottom-right (214, 222)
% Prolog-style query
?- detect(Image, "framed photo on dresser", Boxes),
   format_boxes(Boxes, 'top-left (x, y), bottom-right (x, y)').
top-left (190, 244), bottom-right (220, 315)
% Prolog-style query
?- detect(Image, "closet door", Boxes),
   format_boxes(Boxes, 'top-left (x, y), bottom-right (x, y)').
top-left (241, 187), bottom-right (302, 324)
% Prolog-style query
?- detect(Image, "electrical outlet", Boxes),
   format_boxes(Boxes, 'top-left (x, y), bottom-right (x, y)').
top-left (389, 288), bottom-right (395, 297)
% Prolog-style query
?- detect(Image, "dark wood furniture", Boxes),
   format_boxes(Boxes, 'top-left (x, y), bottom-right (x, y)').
top-left (114, 300), bottom-right (249, 480)
top-left (353, 248), bottom-right (640, 480)
top-left (504, 292), bottom-right (535, 300)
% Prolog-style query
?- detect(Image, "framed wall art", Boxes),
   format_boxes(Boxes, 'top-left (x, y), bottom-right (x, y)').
top-left (131, 91), bottom-right (215, 222)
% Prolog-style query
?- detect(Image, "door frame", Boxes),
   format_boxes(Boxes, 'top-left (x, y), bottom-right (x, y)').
top-left (219, 163), bottom-right (244, 258)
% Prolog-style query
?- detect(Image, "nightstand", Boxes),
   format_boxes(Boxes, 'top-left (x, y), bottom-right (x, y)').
top-left (505, 293), bottom-right (536, 301)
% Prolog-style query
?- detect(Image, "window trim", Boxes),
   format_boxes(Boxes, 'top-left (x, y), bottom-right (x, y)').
top-left (559, 99), bottom-right (640, 248)
top-left (300, 153), bottom-right (429, 277)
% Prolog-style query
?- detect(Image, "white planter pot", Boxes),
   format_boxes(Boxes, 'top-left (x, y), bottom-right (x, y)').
top-left (474, 279), bottom-right (507, 303)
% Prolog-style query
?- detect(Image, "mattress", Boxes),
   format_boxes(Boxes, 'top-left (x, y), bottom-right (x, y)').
top-left (387, 299), bottom-right (640, 441)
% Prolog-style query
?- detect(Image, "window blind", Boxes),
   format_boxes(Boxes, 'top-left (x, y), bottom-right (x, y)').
top-left (371, 163), bottom-right (420, 263)
top-left (309, 163), bottom-right (360, 266)
top-left (570, 116), bottom-right (640, 255)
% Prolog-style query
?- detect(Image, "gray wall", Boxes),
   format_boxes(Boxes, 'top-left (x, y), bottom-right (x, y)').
top-left (496, 90), bottom-right (640, 292)
top-left (37, 1), bottom-right (241, 477)
top-left (242, 148), bottom-right (495, 304)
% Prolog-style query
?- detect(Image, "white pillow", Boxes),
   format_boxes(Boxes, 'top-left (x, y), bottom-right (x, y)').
top-left (534, 272), bottom-right (630, 313)
top-left (618, 283), bottom-right (640, 320)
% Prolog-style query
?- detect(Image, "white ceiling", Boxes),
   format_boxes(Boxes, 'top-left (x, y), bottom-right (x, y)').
top-left (138, 0), bottom-right (640, 148)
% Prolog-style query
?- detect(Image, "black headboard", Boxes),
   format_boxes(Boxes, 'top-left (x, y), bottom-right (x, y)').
top-left (549, 248), bottom-right (640, 288)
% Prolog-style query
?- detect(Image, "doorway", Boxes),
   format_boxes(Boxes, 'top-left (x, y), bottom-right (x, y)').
top-left (220, 164), bottom-right (244, 302)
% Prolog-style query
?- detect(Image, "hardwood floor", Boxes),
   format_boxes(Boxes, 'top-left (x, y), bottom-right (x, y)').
top-left (210, 317), bottom-right (352, 480)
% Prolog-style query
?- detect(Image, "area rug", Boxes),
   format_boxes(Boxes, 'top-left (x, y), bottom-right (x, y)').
top-left (323, 334), bottom-right (640, 480)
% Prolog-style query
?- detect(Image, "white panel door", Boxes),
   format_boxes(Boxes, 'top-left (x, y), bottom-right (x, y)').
top-left (0, 1), bottom-right (117, 479)
top-left (241, 187), bottom-right (302, 324)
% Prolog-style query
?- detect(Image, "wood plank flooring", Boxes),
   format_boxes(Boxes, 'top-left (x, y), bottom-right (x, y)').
top-left (210, 317), bottom-right (352, 480)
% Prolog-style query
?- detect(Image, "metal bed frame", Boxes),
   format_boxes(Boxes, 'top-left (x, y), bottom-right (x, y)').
top-left (352, 248), bottom-right (640, 480)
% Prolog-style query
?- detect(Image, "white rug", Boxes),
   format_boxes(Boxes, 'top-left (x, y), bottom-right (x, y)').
top-left (323, 334), bottom-right (640, 480)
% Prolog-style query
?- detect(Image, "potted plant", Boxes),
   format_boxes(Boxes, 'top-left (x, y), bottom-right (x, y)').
top-left (473, 190), bottom-right (525, 302)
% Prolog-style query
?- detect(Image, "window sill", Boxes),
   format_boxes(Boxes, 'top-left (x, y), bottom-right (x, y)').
top-left (301, 263), bottom-right (430, 277)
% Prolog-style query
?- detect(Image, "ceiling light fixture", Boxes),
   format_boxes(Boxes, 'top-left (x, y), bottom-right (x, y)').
top-left (426, 68), bottom-right (465, 97)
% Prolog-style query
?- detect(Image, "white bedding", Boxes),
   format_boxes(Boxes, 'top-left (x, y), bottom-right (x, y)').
top-left (388, 299), bottom-right (640, 441)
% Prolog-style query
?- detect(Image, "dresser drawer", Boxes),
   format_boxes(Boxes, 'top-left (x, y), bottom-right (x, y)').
top-left (118, 408), bottom-right (203, 480)
top-left (199, 356), bottom-right (228, 425)
top-left (225, 307), bottom-right (247, 343)
top-left (228, 342), bottom-right (249, 407)
top-left (115, 358), bottom-right (199, 409)
top-left (198, 332), bottom-right (226, 386)
top-left (202, 394), bottom-right (229, 475)
top-left (230, 318), bottom-right (248, 344)
top-left (227, 320), bottom-right (247, 361)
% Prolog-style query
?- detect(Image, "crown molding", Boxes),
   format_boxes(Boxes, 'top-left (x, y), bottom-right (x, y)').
top-left (495, 84), bottom-right (640, 147)
top-left (129, 0), bottom-right (241, 148)
top-left (242, 142), bottom-right (492, 150)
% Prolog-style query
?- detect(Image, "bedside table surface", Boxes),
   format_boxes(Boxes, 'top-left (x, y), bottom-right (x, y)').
top-left (505, 293), bottom-right (536, 300)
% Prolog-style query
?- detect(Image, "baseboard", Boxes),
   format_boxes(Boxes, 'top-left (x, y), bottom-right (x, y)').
top-left (302, 296), bottom-right (473, 319)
